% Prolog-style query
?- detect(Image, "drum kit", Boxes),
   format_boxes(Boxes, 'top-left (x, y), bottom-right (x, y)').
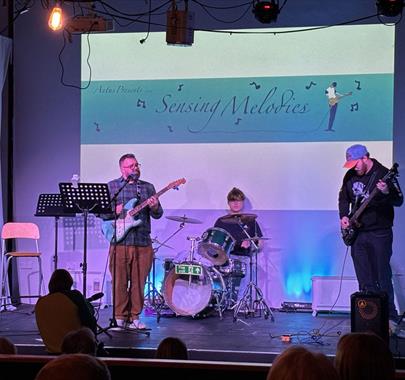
top-left (149, 213), bottom-right (274, 322)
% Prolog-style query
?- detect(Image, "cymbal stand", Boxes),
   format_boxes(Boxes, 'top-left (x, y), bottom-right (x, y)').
top-left (232, 219), bottom-right (274, 322)
top-left (187, 235), bottom-right (200, 262)
top-left (145, 222), bottom-right (185, 312)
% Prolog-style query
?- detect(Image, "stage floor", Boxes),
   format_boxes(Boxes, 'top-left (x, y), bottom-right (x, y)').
top-left (1, 303), bottom-right (405, 365)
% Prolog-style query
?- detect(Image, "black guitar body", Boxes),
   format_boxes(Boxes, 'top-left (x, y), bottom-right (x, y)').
top-left (341, 226), bottom-right (357, 246)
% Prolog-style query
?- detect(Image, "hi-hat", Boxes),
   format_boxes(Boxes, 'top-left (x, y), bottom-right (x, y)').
top-left (166, 215), bottom-right (203, 224)
top-left (219, 213), bottom-right (257, 224)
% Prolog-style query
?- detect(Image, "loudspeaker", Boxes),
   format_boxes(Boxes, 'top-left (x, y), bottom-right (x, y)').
top-left (351, 291), bottom-right (389, 342)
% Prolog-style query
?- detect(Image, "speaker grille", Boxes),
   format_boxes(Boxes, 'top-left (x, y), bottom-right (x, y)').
top-left (351, 292), bottom-right (389, 342)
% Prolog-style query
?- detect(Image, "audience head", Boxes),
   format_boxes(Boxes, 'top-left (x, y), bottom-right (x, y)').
top-left (61, 327), bottom-right (97, 356)
top-left (156, 336), bottom-right (188, 360)
top-left (335, 332), bottom-right (395, 380)
top-left (267, 346), bottom-right (339, 380)
top-left (0, 336), bottom-right (17, 354)
top-left (35, 354), bottom-right (110, 380)
top-left (48, 269), bottom-right (74, 293)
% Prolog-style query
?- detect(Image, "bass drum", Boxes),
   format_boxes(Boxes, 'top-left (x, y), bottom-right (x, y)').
top-left (162, 261), bottom-right (226, 317)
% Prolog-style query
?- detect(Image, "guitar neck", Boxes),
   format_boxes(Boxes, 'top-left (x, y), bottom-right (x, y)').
top-left (128, 185), bottom-right (170, 217)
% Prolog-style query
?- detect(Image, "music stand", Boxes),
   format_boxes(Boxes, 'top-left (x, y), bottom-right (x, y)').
top-left (35, 194), bottom-right (72, 271)
top-left (59, 183), bottom-right (112, 298)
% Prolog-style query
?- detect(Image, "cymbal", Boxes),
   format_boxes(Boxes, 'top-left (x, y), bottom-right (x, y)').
top-left (219, 213), bottom-right (257, 224)
top-left (166, 215), bottom-right (203, 224)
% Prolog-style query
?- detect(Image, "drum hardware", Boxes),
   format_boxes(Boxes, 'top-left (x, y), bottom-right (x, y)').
top-left (232, 217), bottom-right (275, 322)
top-left (166, 215), bottom-right (203, 224)
top-left (246, 236), bottom-right (271, 241)
top-left (151, 237), bottom-right (174, 250)
top-left (145, 220), bottom-right (188, 315)
top-left (186, 236), bottom-right (200, 262)
top-left (144, 239), bottom-right (171, 312)
top-left (197, 227), bottom-right (235, 266)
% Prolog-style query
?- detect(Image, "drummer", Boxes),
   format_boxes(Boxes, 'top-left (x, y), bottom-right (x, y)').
top-left (214, 187), bottom-right (263, 304)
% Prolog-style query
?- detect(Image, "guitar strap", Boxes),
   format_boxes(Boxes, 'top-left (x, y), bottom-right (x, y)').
top-left (363, 171), bottom-right (377, 198)
top-left (351, 171), bottom-right (377, 214)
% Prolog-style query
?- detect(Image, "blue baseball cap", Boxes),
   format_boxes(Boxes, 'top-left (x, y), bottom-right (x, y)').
top-left (344, 144), bottom-right (368, 169)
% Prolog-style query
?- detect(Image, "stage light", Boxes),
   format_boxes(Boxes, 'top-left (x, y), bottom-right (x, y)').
top-left (166, 0), bottom-right (194, 46)
top-left (48, 4), bottom-right (63, 31)
top-left (376, 0), bottom-right (404, 17)
top-left (253, 0), bottom-right (279, 24)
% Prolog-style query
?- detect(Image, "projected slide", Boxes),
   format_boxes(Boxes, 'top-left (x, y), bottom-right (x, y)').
top-left (80, 24), bottom-right (395, 303)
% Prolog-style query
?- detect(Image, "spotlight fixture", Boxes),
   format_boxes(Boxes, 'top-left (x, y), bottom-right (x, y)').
top-left (253, 0), bottom-right (279, 24)
top-left (376, 0), bottom-right (404, 17)
top-left (48, 4), bottom-right (63, 31)
top-left (166, 0), bottom-right (194, 46)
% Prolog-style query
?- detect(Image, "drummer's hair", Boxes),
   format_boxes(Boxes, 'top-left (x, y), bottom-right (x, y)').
top-left (119, 153), bottom-right (136, 165)
top-left (227, 187), bottom-right (245, 202)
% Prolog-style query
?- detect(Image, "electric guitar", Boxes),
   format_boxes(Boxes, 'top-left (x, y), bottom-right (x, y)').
top-left (341, 164), bottom-right (399, 246)
top-left (102, 178), bottom-right (186, 243)
top-left (329, 92), bottom-right (352, 106)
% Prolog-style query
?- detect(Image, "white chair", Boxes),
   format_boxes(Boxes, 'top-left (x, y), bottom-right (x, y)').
top-left (1, 222), bottom-right (45, 309)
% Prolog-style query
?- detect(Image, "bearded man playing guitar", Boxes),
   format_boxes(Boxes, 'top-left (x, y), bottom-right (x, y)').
top-left (105, 153), bottom-right (163, 330)
top-left (338, 144), bottom-right (403, 335)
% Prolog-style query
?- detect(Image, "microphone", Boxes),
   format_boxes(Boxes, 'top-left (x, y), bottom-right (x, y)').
top-left (86, 292), bottom-right (104, 303)
top-left (127, 172), bottom-right (139, 181)
top-left (71, 174), bottom-right (80, 189)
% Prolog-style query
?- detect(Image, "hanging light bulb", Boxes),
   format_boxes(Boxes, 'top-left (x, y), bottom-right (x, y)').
top-left (48, 4), bottom-right (63, 31)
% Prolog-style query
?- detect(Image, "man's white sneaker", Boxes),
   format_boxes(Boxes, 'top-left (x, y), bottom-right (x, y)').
top-left (127, 319), bottom-right (147, 330)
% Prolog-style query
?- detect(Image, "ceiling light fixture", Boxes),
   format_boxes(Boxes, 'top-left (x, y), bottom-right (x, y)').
top-left (253, 0), bottom-right (279, 24)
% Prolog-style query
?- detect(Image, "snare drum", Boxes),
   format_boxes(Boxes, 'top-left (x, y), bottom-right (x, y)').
top-left (162, 260), bottom-right (226, 317)
top-left (198, 227), bottom-right (235, 266)
top-left (218, 258), bottom-right (247, 277)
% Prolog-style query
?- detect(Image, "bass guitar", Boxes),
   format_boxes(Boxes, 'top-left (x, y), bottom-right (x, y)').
top-left (102, 178), bottom-right (186, 243)
top-left (341, 163), bottom-right (399, 246)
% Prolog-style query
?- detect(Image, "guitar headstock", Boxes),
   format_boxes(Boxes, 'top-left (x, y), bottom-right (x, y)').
top-left (386, 163), bottom-right (399, 180)
top-left (169, 178), bottom-right (186, 189)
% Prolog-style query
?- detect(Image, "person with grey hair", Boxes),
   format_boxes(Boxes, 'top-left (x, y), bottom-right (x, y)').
top-left (61, 327), bottom-right (97, 356)
top-left (35, 354), bottom-right (111, 380)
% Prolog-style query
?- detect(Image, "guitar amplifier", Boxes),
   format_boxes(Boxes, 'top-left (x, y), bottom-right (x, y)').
top-left (312, 276), bottom-right (359, 316)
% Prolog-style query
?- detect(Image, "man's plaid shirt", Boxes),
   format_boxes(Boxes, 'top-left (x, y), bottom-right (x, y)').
top-left (106, 177), bottom-right (163, 246)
